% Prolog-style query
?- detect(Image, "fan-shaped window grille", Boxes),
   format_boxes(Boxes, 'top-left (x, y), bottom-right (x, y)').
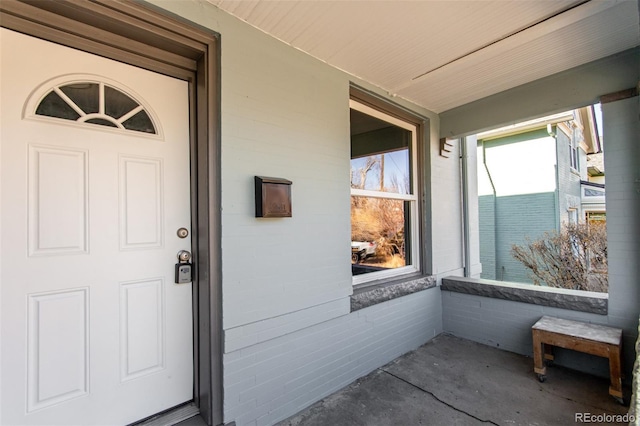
top-left (35, 82), bottom-right (156, 134)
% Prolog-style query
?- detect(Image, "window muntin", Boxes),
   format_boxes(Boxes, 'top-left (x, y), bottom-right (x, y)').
top-left (34, 81), bottom-right (157, 135)
top-left (350, 99), bottom-right (419, 284)
top-left (60, 83), bottom-right (100, 114)
top-left (36, 91), bottom-right (82, 120)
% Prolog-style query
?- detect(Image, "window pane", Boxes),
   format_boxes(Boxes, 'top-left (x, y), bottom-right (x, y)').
top-left (33, 80), bottom-right (157, 136)
top-left (85, 118), bottom-right (118, 128)
top-left (36, 91), bottom-right (81, 120)
top-left (351, 196), bottom-right (411, 276)
top-left (351, 150), bottom-right (410, 194)
top-left (350, 109), bottom-right (411, 194)
top-left (105, 85), bottom-right (139, 119)
top-left (122, 110), bottom-right (156, 134)
top-left (476, 105), bottom-right (607, 292)
top-left (60, 83), bottom-right (99, 114)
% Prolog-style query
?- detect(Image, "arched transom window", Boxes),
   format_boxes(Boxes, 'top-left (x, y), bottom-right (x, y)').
top-left (33, 80), bottom-right (157, 135)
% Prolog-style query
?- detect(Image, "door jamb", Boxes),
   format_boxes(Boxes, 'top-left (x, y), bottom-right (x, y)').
top-left (0, 1), bottom-right (223, 424)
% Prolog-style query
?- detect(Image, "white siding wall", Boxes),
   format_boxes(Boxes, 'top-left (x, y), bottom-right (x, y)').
top-left (431, 139), bottom-right (465, 278)
top-left (601, 96), bottom-right (640, 371)
top-left (464, 135), bottom-right (482, 277)
top-left (150, 2), bottom-right (451, 425)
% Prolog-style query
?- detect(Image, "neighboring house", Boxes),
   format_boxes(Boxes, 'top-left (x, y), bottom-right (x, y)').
top-left (583, 152), bottom-right (607, 224)
top-left (0, 2), bottom-right (638, 426)
top-left (476, 108), bottom-right (604, 283)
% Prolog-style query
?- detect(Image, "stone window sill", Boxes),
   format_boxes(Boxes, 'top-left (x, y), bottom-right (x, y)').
top-left (441, 276), bottom-right (608, 315)
top-left (351, 274), bottom-right (436, 312)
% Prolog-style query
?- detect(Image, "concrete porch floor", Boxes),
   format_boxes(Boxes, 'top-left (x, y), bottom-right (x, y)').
top-left (275, 334), bottom-right (630, 426)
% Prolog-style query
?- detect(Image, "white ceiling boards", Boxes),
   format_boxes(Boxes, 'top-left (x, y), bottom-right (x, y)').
top-left (210, 0), bottom-right (639, 113)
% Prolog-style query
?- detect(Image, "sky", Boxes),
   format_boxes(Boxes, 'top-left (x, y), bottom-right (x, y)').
top-left (351, 149), bottom-right (409, 194)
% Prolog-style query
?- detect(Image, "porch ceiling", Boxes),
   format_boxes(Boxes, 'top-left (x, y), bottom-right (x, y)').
top-left (208, 0), bottom-right (639, 114)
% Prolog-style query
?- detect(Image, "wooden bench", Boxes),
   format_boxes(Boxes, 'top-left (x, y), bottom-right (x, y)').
top-left (532, 316), bottom-right (623, 403)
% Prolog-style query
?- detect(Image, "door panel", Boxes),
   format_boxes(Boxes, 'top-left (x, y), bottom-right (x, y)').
top-left (28, 145), bottom-right (89, 255)
top-left (27, 289), bottom-right (89, 413)
top-left (119, 156), bottom-right (164, 250)
top-left (1, 28), bottom-right (194, 425)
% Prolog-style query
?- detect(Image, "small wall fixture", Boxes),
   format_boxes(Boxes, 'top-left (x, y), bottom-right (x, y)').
top-left (440, 138), bottom-right (454, 158)
top-left (255, 176), bottom-right (292, 218)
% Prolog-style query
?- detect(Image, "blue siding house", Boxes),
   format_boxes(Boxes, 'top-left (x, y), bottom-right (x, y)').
top-left (476, 107), bottom-right (604, 283)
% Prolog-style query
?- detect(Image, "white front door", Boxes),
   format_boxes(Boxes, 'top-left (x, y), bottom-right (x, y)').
top-left (0, 29), bottom-right (194, 425)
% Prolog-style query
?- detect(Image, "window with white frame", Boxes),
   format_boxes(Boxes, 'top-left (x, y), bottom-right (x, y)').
top-left (569, 126), bottom-right (580, 171)
top-left (350, 98), bottom-right (420, 284)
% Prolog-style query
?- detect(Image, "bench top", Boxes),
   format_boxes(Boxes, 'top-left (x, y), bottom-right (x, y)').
top-left (532, 316), bottom-right (622, 345)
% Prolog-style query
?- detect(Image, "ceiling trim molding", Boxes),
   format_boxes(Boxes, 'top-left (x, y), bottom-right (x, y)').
top-left (600, 87), bottom-right (639, 104)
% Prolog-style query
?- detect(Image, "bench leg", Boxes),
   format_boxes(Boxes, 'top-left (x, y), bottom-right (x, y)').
top-left (608, 345), bottom-right (623, 400)
top-left (544, 343), bottom-right (554, 365)
top-left (532, 330), bottom-right (546, 378)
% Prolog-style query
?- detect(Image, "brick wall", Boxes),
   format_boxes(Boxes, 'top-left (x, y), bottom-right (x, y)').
top-left (224, 289), bottom-right (442, 425)
top-left (478, 192), bottom-right (556, 283)
top-left (495, 192), bottom-right (557, 283)
top-left (441, 290), bottom-right (611, 377)
top-left (478, 195), bottom-right (496, 279)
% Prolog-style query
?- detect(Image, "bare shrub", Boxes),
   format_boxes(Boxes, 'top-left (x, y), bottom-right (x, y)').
top-left (351, 197), bottom-right (383, 242)
top-left (375, 254), bottom-right (405, 268)
top-left (351, 156), bottom-right (407, 267)
top-left (510, 222), bottom-right (607, 292)
top-left (351, 196), bottom-right (406, 267)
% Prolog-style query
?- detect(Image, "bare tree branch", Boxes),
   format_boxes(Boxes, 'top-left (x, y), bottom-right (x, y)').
top-left (511, 222), bottom-right (607, 292)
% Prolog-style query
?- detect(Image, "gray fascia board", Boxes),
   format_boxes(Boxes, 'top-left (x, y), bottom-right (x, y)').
top-left (440, 47), bottom-right (640, 139)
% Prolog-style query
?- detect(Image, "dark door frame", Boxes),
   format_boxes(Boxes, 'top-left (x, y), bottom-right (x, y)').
top-left (0, 1), bottom-right (223, 424)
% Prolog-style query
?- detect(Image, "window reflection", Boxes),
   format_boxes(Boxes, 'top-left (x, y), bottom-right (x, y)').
top-left (350, 101), bottom-right (418, 279)
top-left (350, 109), bottom-right (412, 194)
top-left (351, 196), bottom-right (410, 275)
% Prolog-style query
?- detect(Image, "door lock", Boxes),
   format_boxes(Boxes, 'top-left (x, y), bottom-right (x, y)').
top-left (177, 250), bottom-right (191, 263)
top-left (175, 250), bottom-right (192, 284)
